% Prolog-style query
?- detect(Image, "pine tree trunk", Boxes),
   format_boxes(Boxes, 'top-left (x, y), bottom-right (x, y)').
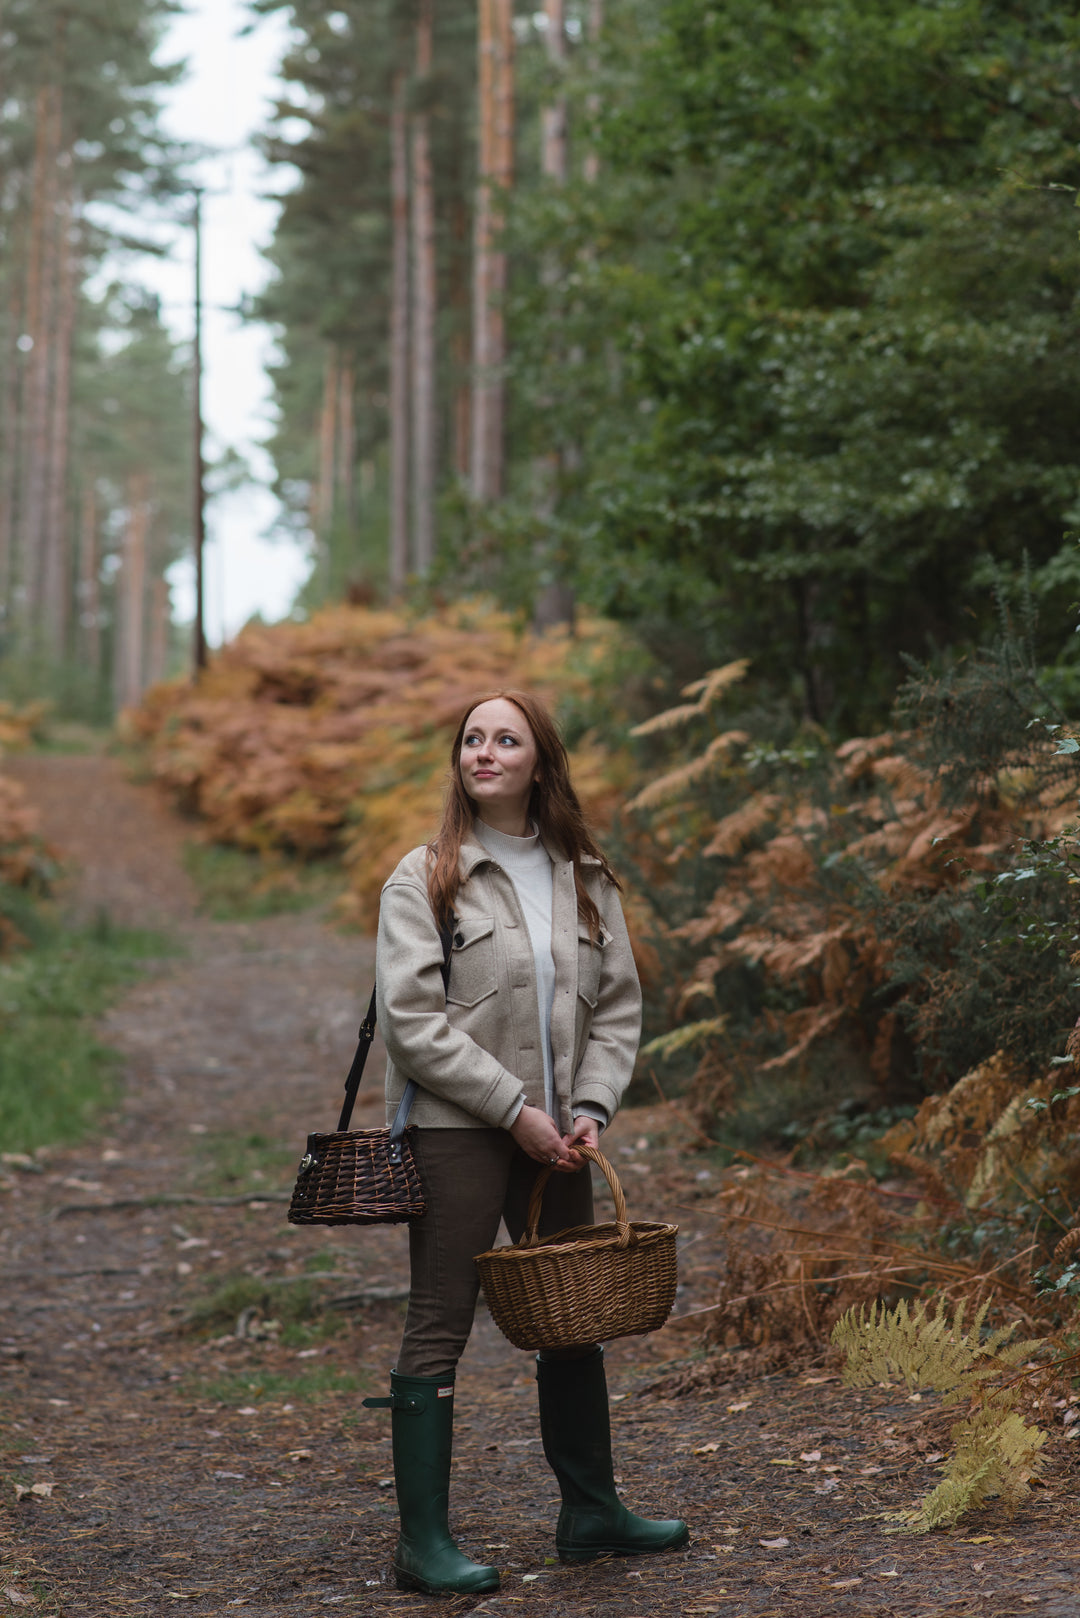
top-left (410, 0), bottom-right (437, 574)
top-left (19, 84), bottom-right (63, 636)
top-left (148, 573), bottom-right (169, 687)
top-left (541, 0), bottom-right (567, 184)
top-left (337, 357), bottom-right (355, 536)
top-left (0, 285), bottom-right (21, 612)
top-left (314, 345), bottom-right (338, 593)
top-left (584, 0), bottom-right (604, 183)
top-left (388, 70), bottom-right (410, 594)
top-left (117, 472), bottom-right (149, 710)
top-left (471, 0), bottom-right (514, 503)
top-left (77, 477), bottom-right (100, 678)
top-left (533, 0), bottom-right (575, 632)
top-left (42, 160), bottom-right (76, 658)
top-left (450, 193), bottom-right (471, 481)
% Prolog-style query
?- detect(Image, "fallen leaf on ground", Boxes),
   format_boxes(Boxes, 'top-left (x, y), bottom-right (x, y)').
top-left (3, 1589), bottom-right (34, 1607)
top-left (694, 1442), bottom-right (721, 1455)
top-left (769, 1458), bottom-right (796, 1467)
top-left (287, 1449), bottom-right (313, 1462)
top-left (759, 1537), bottom-right (789, 1550)
top-left (830, 1578), bottom-right (863, 1589)
top-left (800, 1450), bottom-right (822, 1462)
top-left (727, 1401), bottom-right (751, 1412)
top-left (31, 1481), bottom-right (54, 1497)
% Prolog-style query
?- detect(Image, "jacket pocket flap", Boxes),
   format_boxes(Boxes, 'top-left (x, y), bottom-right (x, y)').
top-left (453, 915), bottom-right (495, 950)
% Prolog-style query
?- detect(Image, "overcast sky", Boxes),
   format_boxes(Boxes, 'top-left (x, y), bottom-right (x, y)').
top-left (135, 0), bottom-right (310, 643)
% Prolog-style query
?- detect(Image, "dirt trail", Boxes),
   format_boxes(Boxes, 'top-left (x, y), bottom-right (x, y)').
top-left (1, 754), bottom-right (1078, 1618)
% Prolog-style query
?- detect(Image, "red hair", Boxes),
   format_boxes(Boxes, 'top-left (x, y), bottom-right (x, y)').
top-left (426, 690), bottom-right (620, 937)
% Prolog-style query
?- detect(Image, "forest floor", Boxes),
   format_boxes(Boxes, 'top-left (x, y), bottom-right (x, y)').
top-left (0, 751), bottom-right (1078, 1618)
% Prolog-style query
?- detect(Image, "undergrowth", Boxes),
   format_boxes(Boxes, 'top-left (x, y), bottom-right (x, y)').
top-left (0, 899), bottom-right (177, 1153)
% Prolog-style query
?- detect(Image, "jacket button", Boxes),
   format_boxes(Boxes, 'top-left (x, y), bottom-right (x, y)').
top-left (454, 933), bottom-right (465, 947)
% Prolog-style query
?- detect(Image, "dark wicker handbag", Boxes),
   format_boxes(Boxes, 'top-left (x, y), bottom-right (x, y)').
top-left (474, 1144), bottom-right (679, 1350)
top-left (286, 919), bottom-right (453, 1227)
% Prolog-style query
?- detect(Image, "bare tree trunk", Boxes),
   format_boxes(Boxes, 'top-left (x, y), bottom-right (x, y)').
top-left (117, 473), bottom-right (148, 710)
top-left (313, 345), bottom-right (338, 594)
top-left (148, 573), bottom-right (169, 687)
top-left (584, 0), bottom-right (604, 184)
top-left (471, 0), bottom-right (514, 503)
top-left (19, 84), bottom-right (62, 635)
top-left (77, 477), bottom-right (100, 677)
top-left (337, 357), bottom-right (355, 536)
top-left (410, 0), bottom-right (437, 574)
top-left (388, 70), bottom-right (410, 594)
top-left (43, 161), bottom-right (76, 658)
top-left (450, 193), bottom-right (471, 481)
top-left (0, 285), bottom-right (21, 613)
top-left (541, 0), bottom-right (568, 184)
top-left (533, 0), bottom-right (575, 632)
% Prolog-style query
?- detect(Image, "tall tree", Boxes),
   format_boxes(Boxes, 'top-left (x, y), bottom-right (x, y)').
top-left (410, 0), bottom-right (437, 574)
top-left (471, 0), bottom-right (514, 503)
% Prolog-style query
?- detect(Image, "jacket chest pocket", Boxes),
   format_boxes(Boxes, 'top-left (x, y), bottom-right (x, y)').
top-left (577, 926), bottom-right (606, 1009)
top-left (445, 916), bottom-right (498, 1008)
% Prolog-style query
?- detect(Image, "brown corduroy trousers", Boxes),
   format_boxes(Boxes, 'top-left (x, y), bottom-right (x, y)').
top-left (396, 1129), bottom-right (596, 1377)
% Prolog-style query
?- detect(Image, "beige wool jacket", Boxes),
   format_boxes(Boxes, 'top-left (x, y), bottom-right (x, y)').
top-left (376, 829), bottom-right (642, 1134)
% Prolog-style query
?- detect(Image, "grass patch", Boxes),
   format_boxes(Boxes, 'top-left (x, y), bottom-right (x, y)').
top-left (182, 842), bottom-right (341, 921)
top-left (186, 1363), bottom-right (366, 1406)
top-left (182, 1274), bottom-right (345, 1346)
top-left (0, 896), bottom-right (179, 1154)
top-left (193, 1128), bottom-right (297, 1195)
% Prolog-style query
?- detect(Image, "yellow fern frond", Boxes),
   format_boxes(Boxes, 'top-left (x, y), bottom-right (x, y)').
top-left (640, 1016), bottom-right (727, 1061)
top-left (681, 659), bottom-right (750, 705)
top-left (630, 702), bottom-right (705, 737)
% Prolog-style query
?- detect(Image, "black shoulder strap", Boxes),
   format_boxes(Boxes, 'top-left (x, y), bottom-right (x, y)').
top-left (335, 914), bottom-right (455, 1138)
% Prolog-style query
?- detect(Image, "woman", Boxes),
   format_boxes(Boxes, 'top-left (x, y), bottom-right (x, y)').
top-left (367, 690), bottom-right (688, 1596)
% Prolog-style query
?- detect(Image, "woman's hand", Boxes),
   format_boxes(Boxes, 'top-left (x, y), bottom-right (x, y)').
top-left (510, 1104), bottom-right (577, 1171)
top-left (564, 1116), bottom-right (599, 1166)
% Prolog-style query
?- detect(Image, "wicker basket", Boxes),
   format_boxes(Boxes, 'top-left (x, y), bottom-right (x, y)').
top-left (287, 1127), bottom-right (425, 1226)
top-left (474, 1144), bottom-right (678, 1350)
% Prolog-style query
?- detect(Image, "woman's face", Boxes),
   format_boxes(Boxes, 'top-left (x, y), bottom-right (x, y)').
top-left (459, 698), bottom-right (540, 826)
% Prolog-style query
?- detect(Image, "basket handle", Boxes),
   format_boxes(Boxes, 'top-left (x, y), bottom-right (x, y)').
top-left (522, 1143), bottom-right (635, 1250)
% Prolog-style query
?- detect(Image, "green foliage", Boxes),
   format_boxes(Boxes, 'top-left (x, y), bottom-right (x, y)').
top-left (833, 1299), bottom-right (1047, 1531)
top-left (507, 0), bottom-right (1080, 726)
top-left (0, 904), bottom-right (177, 1153)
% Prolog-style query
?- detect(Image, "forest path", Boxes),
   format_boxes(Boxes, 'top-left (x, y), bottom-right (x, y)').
top-left (0, 752), bottom-right (1077, 1617)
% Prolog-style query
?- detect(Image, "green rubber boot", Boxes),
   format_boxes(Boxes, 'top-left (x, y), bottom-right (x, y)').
top-left (536, 1348), bottom-right (689, 1563)
top-left (363, 1372), bottom-right (499, 1595)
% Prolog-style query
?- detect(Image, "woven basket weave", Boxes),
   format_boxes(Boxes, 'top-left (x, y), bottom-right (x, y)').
top-left (287, 1127), bottom-right (425, 1227)
top-left (474, 1144), bottom-right (678, 1350)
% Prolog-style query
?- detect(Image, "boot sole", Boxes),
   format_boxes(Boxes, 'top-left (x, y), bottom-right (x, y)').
top-left (395, 1567), bottom-right (501, 1596)
top-left (558, 1527), bottom-right (690, 1563)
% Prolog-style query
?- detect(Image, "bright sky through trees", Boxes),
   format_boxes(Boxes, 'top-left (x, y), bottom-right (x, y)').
top-left (136, 0), bottom-right (308, 642)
